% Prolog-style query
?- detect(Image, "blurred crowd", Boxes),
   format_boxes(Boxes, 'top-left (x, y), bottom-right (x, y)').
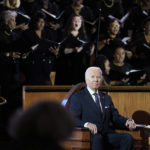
top-left (0, 0), bottom-right (150, 88)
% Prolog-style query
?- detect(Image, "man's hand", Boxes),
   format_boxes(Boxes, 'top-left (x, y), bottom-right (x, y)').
top-left (86, 123), bottom-right (98, 134)
top-left (125, 119), bottom-right (136, 130)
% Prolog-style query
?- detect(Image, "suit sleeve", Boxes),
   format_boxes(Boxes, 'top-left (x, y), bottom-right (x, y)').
top-left (109, 95), bottom-right (128, 129)
top-left (69, 94), bottom-right (85, 127)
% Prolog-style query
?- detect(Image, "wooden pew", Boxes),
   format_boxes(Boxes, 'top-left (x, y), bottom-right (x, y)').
top-left (23, 85), bottom-right (150, 150)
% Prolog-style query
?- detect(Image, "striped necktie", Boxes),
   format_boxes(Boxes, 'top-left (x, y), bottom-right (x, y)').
top-left (93, 93), bottom-right (103, 113)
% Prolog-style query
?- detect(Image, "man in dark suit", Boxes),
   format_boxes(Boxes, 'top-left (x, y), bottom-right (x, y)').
top-left (69, 66), bottom-right (136, 150)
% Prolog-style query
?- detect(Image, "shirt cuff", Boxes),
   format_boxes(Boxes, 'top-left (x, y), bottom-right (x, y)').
top-left (127, 119), bottom-right (134, 122)
top-left (84, 122), bottom-right (89, 128)
top-left (125, 119), bottom-right (134, 126)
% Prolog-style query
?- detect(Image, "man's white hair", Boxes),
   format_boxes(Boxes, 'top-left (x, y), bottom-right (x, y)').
top-left (85, 66), bottom-right (102, 78)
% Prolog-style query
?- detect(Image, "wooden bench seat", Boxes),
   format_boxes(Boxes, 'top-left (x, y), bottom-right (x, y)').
top-left (62, 128), bottom-right (91, 150)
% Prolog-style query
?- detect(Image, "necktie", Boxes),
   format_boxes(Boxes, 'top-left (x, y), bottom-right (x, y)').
top-left (93, 93), bottom-right (103, 113)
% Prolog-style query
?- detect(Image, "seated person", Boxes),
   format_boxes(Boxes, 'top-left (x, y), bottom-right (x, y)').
top-left (93, 55), bottom-right (111, 86)
top-left (69, 66), bottom-right (136, 150)
top-left (8, 101), bottom-right (74, 150)
top-left (109, 46), bottom-right (147, 85)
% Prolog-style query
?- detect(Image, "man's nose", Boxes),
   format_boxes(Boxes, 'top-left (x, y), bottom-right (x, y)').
top-left (93, 77), bottom-right (98, 81)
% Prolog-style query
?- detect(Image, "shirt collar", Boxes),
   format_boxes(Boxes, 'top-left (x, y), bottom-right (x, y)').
top-left (87, 86), bottom-right (99, 96)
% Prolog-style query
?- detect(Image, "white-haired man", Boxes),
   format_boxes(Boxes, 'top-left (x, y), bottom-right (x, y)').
top-left (69, 66), bottom-right (136, 150)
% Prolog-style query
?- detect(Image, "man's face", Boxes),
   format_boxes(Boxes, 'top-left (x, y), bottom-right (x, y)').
top-left (85, 69), bottom-right (102, 91)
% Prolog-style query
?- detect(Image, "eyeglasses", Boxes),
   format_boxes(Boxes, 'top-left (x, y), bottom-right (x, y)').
top-left (110, 24), bottom-right (120, 28)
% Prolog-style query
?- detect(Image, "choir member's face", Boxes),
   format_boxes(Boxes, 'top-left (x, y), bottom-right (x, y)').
top-left (36, 18), bottom-right (45, 30)
top-left (104, 60), bottom-right (110, 75)
top-left (9, 0), bottom-right (17, 6)
top-left (73, 0), bottom-right (83, 5)
top-left (109, 20), bottom-right (120, 35)
top-left (145, 21), bottom-right (150, 34)
top-left (72, 16), bottom-right (82, 31)
top-left (7, 16), bottom-right (16, 30)
top-left (85, 68), bottom-right (102, 91)
top-left (114, 47), bottom-right (125, 63)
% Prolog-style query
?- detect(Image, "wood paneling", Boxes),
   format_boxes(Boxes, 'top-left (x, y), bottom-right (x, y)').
top-left (23, 91), bottom-right (67, 109)
top-left (23, 85), bottom-right (72, 109)
top-left (109, 92), bottom-right (150, 119)
top-left (107, 91), bottom-right (150, 141)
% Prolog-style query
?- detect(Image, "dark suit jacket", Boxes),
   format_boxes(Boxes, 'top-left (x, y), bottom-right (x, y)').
top-left (69, 88), bottom-right (128, 134)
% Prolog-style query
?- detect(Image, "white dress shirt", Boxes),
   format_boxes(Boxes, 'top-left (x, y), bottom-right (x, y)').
top-left (87, 86), bottom-right (103, 112)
